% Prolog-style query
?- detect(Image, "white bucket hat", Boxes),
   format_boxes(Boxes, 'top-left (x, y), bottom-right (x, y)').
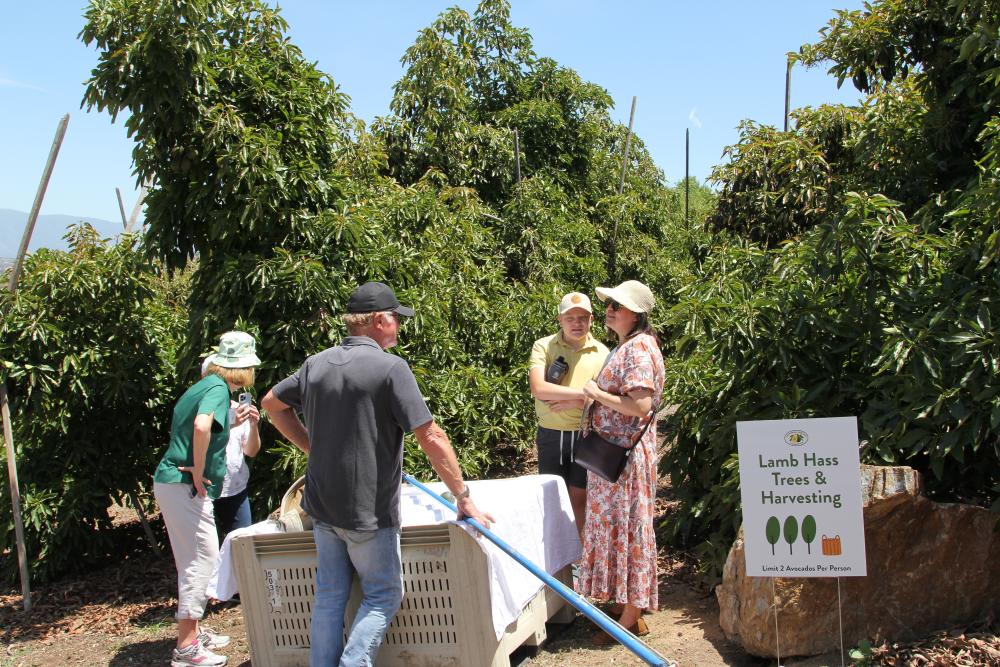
top-left (595, 280), bottom-right (656, 313)
top-left (211, 331), bottom-right (261, 368)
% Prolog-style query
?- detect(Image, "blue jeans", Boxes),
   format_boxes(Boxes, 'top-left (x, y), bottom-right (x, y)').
top-left (310, 521), bottom-right (403, 667)
top-left (213, 488), bottom-right (251, 542)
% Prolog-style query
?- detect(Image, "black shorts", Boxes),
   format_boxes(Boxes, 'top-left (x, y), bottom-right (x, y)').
top-left (536, 427), bottom-right (588, 489)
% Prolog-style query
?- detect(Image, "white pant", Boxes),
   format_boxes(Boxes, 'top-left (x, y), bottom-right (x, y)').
top-left (154, 482), bottom-right (219, 620)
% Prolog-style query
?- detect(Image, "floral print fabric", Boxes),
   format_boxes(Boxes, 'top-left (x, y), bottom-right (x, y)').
top-left (576, 333), bottom-right (664, 610)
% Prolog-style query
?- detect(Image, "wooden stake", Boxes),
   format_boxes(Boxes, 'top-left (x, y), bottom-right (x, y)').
top-left (609, 96), bottom-right (637, 279)
top-left (115, 188), bottom-right (128, 229)
top-left (784, 60), bottom-right (792, 132)
top-left (124, 180), bottom-right (150, 235)
top-left (127, 489), bottom-right (162, 558)
top-left (617, 96), bottom-right (637, 196)
top-left (3, 113), bottom-right (70, 611)
top-left (685, 128), bottom-right (690, 230)
top-left (1, 386), bottom-right (31, 611)
top-left (9, 114), bottom-right (69, 292)
top-left (513, 129), bottom-right (522, 184)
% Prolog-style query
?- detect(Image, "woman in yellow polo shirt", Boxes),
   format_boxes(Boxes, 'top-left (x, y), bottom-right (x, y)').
top-left (529, 292), bottom-right (610, 537)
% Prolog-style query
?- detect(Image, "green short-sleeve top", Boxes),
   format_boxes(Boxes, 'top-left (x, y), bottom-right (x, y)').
top-left (153, 374), bottom-right (231, 499)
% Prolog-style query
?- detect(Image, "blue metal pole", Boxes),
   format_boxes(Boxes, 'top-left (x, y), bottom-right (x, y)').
top-left (402, 474), bottom-right (676, 667)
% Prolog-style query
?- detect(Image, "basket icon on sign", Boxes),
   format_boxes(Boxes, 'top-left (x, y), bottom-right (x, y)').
top-left (821, 534), bottom-right (842, 556)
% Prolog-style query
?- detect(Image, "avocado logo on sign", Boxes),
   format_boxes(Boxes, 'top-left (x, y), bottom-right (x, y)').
top-left (784, 430), bottom-right (808, 446)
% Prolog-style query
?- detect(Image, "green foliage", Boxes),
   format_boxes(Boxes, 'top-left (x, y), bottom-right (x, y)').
top-left (0, 225), bottom-right (186, 583)
top-left (708, 81), bottom-right (933, 245)
top-left (663, 0), bottom-right (1000, 582)
top-left (849, 638), bottom-right (875, 665)
top-left (78, 0), bottom-right (699, 522)
top-left (798, 0), bottom-right (1000, 187)
top-left (80, 0), bottom-right (352, 269)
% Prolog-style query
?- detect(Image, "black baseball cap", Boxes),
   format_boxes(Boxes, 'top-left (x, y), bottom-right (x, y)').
top-left (346, 281), bottom-right (415, 316)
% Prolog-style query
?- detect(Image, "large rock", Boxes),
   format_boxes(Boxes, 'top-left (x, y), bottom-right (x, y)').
top-left (716, 465), bottom-right (1000, 658)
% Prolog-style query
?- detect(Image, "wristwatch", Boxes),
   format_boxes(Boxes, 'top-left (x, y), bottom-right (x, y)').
top-left (455, 485), bottom-right (471, 500)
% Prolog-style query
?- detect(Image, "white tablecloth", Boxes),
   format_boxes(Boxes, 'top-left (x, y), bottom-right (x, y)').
top-left (208, 474), bottom-right (582, 640)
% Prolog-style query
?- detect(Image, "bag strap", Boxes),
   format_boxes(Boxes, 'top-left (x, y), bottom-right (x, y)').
top-left (583, 341), bottom-right (659, 450)
top-left (584, 397), bottom-right (659, 451)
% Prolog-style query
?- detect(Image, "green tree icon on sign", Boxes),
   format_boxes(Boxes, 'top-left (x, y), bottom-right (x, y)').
top-left (765, 517), bottom-right (780, 555)
top-left (801, 515), bottom-right (817, 554)
top-left (783, 516), bottom-right (799, 555)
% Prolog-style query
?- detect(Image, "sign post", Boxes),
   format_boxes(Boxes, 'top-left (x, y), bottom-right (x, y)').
top-left (737, 417), bottom-right (867, 665)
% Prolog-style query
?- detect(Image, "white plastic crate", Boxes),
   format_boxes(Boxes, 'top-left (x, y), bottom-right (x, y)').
top-left (232, 523), bottom-right (574, 666)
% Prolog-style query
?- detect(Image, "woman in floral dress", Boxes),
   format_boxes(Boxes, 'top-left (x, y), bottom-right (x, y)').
top-left (578, 280), bottom-right (664, 643)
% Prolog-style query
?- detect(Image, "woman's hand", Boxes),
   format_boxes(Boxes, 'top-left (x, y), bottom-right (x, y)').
top-left (235, 403), bottom-right (260, 426)
top-left (177, 466), bottom-right (213, 497)
top-left (583, 381), bottom-right (652, 418)
top-left (582, 380), bottom-right (603, 402)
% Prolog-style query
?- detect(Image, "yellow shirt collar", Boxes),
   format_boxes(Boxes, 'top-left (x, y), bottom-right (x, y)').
top-left (555, 331), bottom-right (601, 353)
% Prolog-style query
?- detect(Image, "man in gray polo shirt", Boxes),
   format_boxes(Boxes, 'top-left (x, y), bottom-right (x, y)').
top-left (262, 281), bottom-right (493, 667)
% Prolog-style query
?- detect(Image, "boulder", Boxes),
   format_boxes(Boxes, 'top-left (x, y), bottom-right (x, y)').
top-left (716, 465), bottom-right (1000, 658)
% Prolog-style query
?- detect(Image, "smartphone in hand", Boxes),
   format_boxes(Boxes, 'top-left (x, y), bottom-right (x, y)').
top-left (238, 392), bottom-right (252, 407)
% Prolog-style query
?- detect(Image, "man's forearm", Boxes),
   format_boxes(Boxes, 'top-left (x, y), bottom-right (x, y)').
top-left (528, 367), bottom-right (586, 402)
top-left (268, 409), bottom-right (311, 454)
top-left (415, 421), bottom-right (466, 495)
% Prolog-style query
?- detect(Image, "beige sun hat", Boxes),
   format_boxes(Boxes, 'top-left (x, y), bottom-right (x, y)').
top-left (595, 280), bottom-right (656, 313)
top-left (558, 292), bottom-right (593, 315)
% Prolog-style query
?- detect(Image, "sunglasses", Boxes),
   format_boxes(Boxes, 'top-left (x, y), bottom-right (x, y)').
top-left (607, 299), bottom-right (623, 312)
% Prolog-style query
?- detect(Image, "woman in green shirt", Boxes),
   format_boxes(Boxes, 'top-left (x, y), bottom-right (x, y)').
top-left (153, 331), bottom-right (261, 667)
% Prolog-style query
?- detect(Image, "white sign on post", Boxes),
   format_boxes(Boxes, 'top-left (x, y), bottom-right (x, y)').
top-left (737, 417), bottom-right (866, 577)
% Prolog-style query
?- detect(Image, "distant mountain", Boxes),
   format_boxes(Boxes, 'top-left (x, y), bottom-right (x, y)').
top-left (0, 209), bottom-right (125, 257)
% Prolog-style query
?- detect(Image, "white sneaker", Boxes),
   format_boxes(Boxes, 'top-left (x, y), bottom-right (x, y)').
top-left (197, 625), bottom-right (231, 649)
top-left (170, 639), bottom-right (228, 666)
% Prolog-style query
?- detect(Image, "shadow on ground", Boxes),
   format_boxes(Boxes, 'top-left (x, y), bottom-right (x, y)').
top-left (108, 637), bottom-right (173, 666)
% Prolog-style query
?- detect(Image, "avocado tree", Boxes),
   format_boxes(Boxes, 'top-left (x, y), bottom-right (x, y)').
top-left (80, 0), bottom-right (699, 520)
top-left (0, 226), bottom-right (186, 583)
top-left (661, 0), bottom-right (1000, 581)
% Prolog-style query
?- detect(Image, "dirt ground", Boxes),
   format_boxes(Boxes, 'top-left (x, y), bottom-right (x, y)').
top-left (0, 481), bottom-right (776, 667)
top-left (1, 477), bottom-right (996, 666)
top-left (0, 547), bottom-right (772, 667)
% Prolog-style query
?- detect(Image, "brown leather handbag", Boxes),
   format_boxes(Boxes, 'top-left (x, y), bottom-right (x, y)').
top-left (574, 401), bottom-right (656, 483)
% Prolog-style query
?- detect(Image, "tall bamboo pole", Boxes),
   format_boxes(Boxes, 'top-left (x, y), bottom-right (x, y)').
top-left (513, 129), bottom-right (522, 184)
top-left (608, 96), bottom-right (637, 279)
top-left (2, 115), bottom-right (68, 612)
top-left (8, 114), bottom-right (69, 292)
top-left (1, 387), bottom-right (30, 611)
top-left (617, 96), bottom-right (637, 195)
top-left (784, 60), bottom-right (792, 132)
top-left (124, 180), bottom-right (149, 235)
top-left (685, 128), bottom-right (690, 230)
top-left (115, 188), bottom-right (128, 228)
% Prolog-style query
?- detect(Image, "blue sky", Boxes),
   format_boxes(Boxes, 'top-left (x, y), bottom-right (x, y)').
top-left (1, 1), bottom-right (865, 226)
